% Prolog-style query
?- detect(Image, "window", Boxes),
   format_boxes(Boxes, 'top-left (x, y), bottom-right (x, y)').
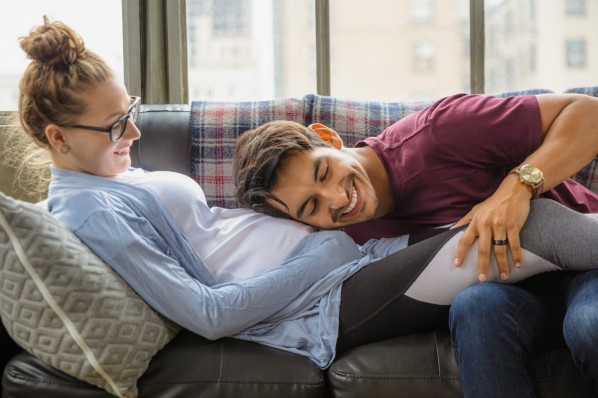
top-left (567, 39), bottom-right (587, 69)
top-left (566, 0), bottom-right (586, 16)
top-left (186, 0), bottom-right (472, 102)
top-left (186, 0), bottom-right (316, 101)
top-left (411, 0), bottom-right (434, 23)
top-left (3, 1), bottom-right (598, 109)
top-left (529, 44), bottom-right (537, 72)
top-left (485, 0), bottom-right (596, 93)
top-left (412, 42), bottom-right (436, 72)
top-left (0, 0), bottom-right (123, 111)
top-left (212, 0), bottom-right (250, 35)
top-left (328, 0), bottom-right (468, 101)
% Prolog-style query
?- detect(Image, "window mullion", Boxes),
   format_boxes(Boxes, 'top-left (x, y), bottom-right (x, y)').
top-left (470, 0), bottom-right (485, 93)
top-left (122, 0), bottom-right (143, 98)
top-left (122, 0), bottom-right (188, 104)
top-left (315, 0), bottom-right (331, 96)
top-left (165, 0), bottom-right (189, 104)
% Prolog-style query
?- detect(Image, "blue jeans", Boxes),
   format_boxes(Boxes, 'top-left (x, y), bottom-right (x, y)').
top-left (449, 270), bottom-right (598, 398)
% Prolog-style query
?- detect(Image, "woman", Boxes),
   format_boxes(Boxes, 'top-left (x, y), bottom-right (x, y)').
top-left (14, 17), bottom-right (598, 368)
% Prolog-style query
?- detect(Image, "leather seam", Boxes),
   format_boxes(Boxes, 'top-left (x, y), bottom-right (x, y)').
top-left (7, 367), bottom-right (325, 387)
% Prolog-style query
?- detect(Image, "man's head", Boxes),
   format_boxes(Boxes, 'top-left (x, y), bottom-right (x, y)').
top-left (233, 120), bottom-right (383, 229)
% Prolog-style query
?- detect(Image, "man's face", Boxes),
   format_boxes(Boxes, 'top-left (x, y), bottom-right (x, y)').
top-left (268, 146), bottom-right (379, 229)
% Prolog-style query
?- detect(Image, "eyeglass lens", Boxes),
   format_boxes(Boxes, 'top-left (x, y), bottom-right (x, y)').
top-left (111, 98), bottom-right (140, 141)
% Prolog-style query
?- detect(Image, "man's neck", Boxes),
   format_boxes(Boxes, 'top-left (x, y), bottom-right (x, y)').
top-left (351, 146), bottom-right (395, 216)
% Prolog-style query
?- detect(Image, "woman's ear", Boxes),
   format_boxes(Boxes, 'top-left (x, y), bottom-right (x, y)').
top-left (44, 124), bottom-right (67, 152)
top-left (308, 123), bottom-right (344, 149)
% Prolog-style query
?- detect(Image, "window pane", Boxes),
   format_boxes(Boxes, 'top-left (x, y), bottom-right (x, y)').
top-left (328, 0), bottom-right (470, 102)
top-left (486, 0), bottom-right (597, 93)
top-left (567, 39), bottom-right (587, 68)
top-left (186, 0), bottom-right (316, 101)
top-left (0, 0), bottom-right (123, 111)
top-left (566, 0), bottom-right (586, 16)
top-left (411, 0), bottom-right (434, 23)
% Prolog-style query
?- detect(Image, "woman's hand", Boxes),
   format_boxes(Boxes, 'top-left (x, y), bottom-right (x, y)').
top-left (451, 174), bottom-right (532, 281)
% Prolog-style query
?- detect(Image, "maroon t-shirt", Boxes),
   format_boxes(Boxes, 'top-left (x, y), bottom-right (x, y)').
top-left (344, 93), bottom-right (598, 244)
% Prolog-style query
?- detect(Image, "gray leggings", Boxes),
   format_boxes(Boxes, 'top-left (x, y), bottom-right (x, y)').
top-left (336, 199), bottom-right (597, 353)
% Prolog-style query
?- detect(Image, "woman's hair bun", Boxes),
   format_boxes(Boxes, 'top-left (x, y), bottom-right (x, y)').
top-left (19, 16), bottom-right (86, 68)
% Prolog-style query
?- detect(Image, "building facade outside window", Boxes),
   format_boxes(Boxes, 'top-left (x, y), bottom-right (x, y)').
top-left (485, 0), bottom-right (596, 94)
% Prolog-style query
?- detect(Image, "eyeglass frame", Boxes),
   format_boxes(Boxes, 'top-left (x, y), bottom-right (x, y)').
top-left (61, 96), bottom-right (141, 142)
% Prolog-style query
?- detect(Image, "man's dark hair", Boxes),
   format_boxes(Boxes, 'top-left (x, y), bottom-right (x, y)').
top-left (233, 120), bottom-right (330, 217)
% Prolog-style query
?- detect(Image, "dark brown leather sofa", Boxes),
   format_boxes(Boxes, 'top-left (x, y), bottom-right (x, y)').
top-left (2, 100), bottom-right (597, 398)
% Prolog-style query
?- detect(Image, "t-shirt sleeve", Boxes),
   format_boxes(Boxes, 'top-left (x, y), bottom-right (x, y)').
top-left (363, 93), bottom-right (544, 169)
top-left (427, 93), bottom-right (544, 166)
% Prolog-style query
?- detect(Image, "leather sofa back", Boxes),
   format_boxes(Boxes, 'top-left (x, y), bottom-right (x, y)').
top-left (131, 104), bottom-right (191, 175)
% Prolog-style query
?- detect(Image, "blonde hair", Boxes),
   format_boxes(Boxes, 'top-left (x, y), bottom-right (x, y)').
top-left (5, 16), bottom-right (114, 198)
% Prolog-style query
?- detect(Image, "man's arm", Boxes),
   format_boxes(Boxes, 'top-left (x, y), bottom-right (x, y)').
top-left (453, 93), bottom-right (598, 281)
top-left (533, 94), bottom-right (598, 186)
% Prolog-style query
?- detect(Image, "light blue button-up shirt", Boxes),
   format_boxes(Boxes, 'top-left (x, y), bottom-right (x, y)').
top-left (48, 167), bottom-right (406, 368)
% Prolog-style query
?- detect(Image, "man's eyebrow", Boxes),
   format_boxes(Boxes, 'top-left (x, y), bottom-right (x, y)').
top-left (296, 156), bottom-right (322, 219)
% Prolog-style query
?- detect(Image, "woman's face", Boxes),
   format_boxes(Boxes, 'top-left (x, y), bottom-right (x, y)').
top-left (52, 79), bottom-right (141, 177)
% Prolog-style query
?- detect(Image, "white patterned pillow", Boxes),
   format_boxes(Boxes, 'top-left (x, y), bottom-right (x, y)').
top-left (0, 192), bottom-right (180, 398)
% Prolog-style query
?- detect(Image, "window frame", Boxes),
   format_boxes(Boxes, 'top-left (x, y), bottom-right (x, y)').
top-left (123, 0), bottom-right (492, 102)
top-left (122, 0), bottom-right (188, 104)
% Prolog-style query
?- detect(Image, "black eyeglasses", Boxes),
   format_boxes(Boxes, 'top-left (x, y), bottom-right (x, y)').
top-left (62, 96), bottom-right (141, 142)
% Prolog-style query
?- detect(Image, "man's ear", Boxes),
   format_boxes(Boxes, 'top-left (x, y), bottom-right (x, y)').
top-left (308, 123), bottom-right (344, 149)
top-left (45, 124), bottom-right (67, 152)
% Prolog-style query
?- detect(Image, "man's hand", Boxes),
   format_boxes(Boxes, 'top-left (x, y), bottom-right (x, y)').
top-left (451, 94), bottom-right (598, 282)
top-left (451, 175), bottom-right (532, 281)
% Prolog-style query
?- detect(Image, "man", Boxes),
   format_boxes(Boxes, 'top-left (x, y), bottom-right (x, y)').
top-left (233, 92), bottom-right (598, 397)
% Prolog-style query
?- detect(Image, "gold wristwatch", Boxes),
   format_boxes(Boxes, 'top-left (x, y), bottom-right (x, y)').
top-left (510, 164), bottom-right (544, 199)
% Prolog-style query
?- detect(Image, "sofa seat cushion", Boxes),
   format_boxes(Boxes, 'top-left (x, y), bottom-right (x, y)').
top-left (3, 330), bottom-right (327, 398)
top-left (328, 331), bottom-right (597, 398)
top-left (328, 331), bottom-right (462, 398)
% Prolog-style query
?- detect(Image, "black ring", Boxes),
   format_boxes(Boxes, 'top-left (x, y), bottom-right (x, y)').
top-left (492, 239), bottom-right (508, 246)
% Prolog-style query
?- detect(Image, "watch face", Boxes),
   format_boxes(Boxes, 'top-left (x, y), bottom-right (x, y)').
top-left (519, 165), bottom-right (543, 184)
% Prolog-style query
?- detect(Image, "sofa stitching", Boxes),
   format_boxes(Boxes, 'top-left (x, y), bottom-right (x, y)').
top-left (136, 380), bottom-right (326, 386)
top-left (433, 331), bottom-right (441, 376)
top-left (328, 373), bottom-right (460, 382)
top-left (328, 365), bottom-right (585, 383)
top-left (6, 370), bottom-right (89, 387)
top-left (140, 109), bottom-right (189, 113)
top-left (327, 363), bottom-right (459, 382)
top-left (218, 343), bottom-right (224, 382)
top-left (7, 365), bottom-right (325, 387)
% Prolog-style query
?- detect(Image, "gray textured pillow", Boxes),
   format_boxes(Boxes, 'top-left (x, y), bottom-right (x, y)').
top-left (0, 192), bottom-right (180, 398)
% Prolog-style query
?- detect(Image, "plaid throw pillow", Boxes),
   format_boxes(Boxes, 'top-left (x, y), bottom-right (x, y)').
top-left (190, 98), bottom-right (309, 208)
